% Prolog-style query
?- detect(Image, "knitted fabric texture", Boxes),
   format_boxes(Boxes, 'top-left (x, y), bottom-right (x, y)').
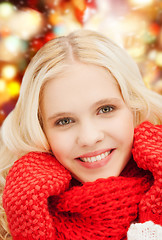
top-left (3, 121), bottom-right (162, 240)
top-left (132, 121), bottom-right (162, 225)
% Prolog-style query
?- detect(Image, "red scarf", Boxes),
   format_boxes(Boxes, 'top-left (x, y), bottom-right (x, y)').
top-left (49, 160), bottom-right (152, 240)
top-left (3, 121), bottom-right (161, 240)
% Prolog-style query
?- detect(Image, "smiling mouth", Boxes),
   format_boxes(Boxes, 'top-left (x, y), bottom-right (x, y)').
top-left (77, 149), bottom-right (114, 163)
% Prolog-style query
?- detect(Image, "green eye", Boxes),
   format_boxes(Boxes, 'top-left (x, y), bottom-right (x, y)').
top-left (98, 106), bottom-right (114, 114)
top-left (56, 118), bottom-right (73, 126)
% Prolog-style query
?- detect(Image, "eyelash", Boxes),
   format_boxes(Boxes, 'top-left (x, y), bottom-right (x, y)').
top-left (55, 105), bottom-right (115, 127)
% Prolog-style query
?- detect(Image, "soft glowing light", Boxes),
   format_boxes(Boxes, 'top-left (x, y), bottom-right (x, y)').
top-left (72, 0), bottom-right (86, 11)
top-left (7, 81), bottom-right (20, 97)
top-left (2, 65), bottom-right (17, 80)
top-left (49, 11), bottom-right (63, 25)
top-left (53, 25), bottom-right (66, 36)
top-left (129, 0), bottom-right (153, 6)
top-left (156, 52), bottom-right (162, 67)
top-left (0, 37), bottom-right (26, 61)
top-left (0, 3), bottom-right (15, 18)
top-left (0, 28), bottom-right (10, 37)
top-left (8, 8), bottom-right (44, 40)
top-left (4, 36), bottom-right (21, 54)
top-left (0, 79), bottom-right (6, 92)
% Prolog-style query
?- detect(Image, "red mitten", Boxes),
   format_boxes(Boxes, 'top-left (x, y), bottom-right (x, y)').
top-left (3, 152), bottom-right (71, 240)
top-left (132, 121), bottom-right (162, 225)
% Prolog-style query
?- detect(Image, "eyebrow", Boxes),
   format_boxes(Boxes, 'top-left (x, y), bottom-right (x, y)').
top-left (47, 97), bottom-right (122, 122)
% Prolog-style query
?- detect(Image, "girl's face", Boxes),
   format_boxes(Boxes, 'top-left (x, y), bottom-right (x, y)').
top-left (41, 62), bottom-right (134, 182)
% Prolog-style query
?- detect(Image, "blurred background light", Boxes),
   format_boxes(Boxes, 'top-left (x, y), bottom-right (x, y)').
top-left (8, 8), bottom-right (44, 40)
top-left (0, 79), bottom-right (6, 92)
top-left (7, 81), bottom-right (20, 97)
top-left (1, 65), bottom-right (17, 80)
top-left (0, 2), bottom-right (16, 19)
top-left (129, 0), bottom-right (154, 6)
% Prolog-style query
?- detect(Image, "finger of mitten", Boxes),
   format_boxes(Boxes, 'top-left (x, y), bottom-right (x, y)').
top-left (132, 121), bottom-right (162, 174)
top-left (3, 152), bottom-right (71, 239)
top-left (4, 152), bottom-right (71, 196)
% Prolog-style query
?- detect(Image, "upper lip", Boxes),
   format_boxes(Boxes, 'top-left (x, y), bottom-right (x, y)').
top-left (76, 149), bottom-right (113, 159)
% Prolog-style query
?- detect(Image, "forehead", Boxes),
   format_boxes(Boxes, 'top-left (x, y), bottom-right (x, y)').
top-left (44, 62), bottom-right (119, 94)
top-left (41, 62), bottom-right (122, 114)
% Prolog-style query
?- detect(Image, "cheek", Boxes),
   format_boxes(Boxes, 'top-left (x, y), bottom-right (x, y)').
top-left (104, 110), bottom-right (134, 145)
top-left (118, 120), bottom-right (134, 142)
top-left (47, 131), bottom-right (75, 160)
top-left (120, 122), bottom-right (134, 148)
top-left (116, 112), bottom-right (134, 150)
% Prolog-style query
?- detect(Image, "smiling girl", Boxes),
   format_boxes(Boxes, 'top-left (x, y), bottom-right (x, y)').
top-left (0, 30), bottom-right (162, 240)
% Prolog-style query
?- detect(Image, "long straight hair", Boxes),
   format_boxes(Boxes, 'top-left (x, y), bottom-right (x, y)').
top-left (0, 29), bottom-right (162, 239)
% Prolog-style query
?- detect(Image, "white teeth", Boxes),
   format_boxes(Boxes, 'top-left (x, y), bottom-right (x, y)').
top-left (105, 152), bottom-right (108, 157)
top-left (80, 151), bottom-right (111, 163)
top-left (101, 153), bottom-right (105, 159)
top-left (87, 158), bottom-right (91, 162)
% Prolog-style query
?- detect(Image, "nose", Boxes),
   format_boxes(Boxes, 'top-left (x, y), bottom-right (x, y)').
top-left (76, 120), bottom-right (104, 147)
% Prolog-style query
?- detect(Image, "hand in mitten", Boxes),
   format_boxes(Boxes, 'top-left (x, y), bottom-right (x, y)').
top-left (132, 121), bottom-right (162, 225)
top-left (3, 152), bottom-right (71, 240)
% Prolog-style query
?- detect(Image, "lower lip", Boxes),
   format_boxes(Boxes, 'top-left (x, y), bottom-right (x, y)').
top-left (76, 150), bottom-right (115, 169)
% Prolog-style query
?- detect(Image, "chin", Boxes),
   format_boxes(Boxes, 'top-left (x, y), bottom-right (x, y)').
top-left (78, 174), bottom-right (114, 183)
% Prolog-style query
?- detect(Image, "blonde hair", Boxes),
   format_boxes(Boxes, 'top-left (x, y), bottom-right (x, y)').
top-left (0, 29), bottom-right (162, 239)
